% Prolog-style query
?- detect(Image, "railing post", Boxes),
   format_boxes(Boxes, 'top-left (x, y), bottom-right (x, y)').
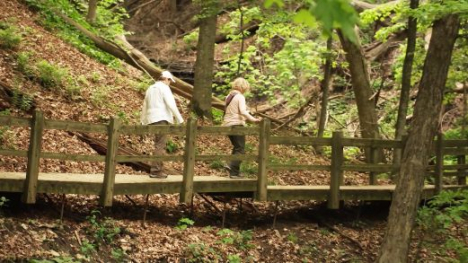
top-left (435, 133), bottom-right (443, 194)
top-left (22, 111), bottom-right (44, 204)
top-left (328, 131), bottom-right (343, 209)
top-left (256, 119), bottom-right (270, 201)
top-left (391, 135), bottom-right (408, 180)
top-left (180, 117), bottom-right (197, 204)
top-left (369, 145), bottom-right (378, 185)
top-left (100, 117), bottom-right (121, 207)
top-left (457, 145), bottom-right (466, 186)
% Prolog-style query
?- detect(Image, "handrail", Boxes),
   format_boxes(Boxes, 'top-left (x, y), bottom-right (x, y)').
top-left (0, 115), bottom-right (31, 127)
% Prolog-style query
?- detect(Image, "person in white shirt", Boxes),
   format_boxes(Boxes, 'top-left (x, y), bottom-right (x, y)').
top-left (141, 70), bottom-right (184, 178)
top-left (222, 77), bottom-right (261, 178)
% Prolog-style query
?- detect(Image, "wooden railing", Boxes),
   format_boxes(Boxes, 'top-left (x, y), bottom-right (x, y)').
top-left (1, 111), bottom-right (467, 209)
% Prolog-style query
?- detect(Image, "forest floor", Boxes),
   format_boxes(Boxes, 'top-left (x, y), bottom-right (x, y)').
top-left (0, 1), bottom-right (451, 262)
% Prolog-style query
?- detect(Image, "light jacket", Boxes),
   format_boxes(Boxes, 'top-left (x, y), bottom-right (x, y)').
top-left (140, 81), bottom-right (184, 125)
top-left (222, 90), bottom-right (257, 127)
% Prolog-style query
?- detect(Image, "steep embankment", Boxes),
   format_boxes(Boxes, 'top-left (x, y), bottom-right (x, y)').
top-left (0, 0), bottom-right (163, 175)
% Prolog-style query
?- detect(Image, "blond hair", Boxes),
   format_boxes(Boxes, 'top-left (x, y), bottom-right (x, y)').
top-left (231, 77), bottom-right (250, 93)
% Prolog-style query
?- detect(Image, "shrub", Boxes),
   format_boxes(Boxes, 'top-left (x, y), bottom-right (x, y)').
top-left (166, 139), bottom-right (179, 153)
top-left (16, 51), bottom-right (34, 78)
top-left (175, 217), bottom-right (195, 231)
top-left (416, 190), bottom-right (468, 261)
top-left (35, 60), bottom-right (69, 89)
top-left (0, 24), bottom-right (22, 49)
top-left (11, 88), bottom-right (33, 111)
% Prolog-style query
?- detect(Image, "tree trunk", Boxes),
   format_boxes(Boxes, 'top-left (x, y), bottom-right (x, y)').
top-left (86, 0), bottom-right (98, 23)
top-left (377, 14), bottom-right (460, 263)
top-left (337, 30), bottom-right (380, 141)
top-left (392, 0), bottom-right (419, 178)
top-left (192, 0), bottom-right (218, 120)
top-left (316, 37), bottom-right (333, 154)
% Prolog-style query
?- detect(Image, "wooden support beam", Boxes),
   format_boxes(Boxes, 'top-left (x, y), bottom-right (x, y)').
top-left (180, 118), bottom-right (197, 204)
top-left (22, 111), bottom-right (44, 204)
top-left (457, 146), bottom-right (467, 185)
top-left (435, 133), bottom-right (443, 194)
top-left (328, 131), bottom-right (343, 209)
top-left (369, 146), bottom-right (378, 185)
top-left (256, 119), bottom-right (270, 201)
top-left (100, 117), bottom-right (121, 207)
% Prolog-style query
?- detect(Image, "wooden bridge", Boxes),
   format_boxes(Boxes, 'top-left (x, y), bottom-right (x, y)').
top-left (1, 111), bottom-right (467, 209)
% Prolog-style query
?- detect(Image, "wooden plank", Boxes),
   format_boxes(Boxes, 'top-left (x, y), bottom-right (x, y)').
top-left (195, 154), bottom-right (257, 162)
top-left (268, 164), bottom-right (331, 171)
top-left (0, 116), bottom-right (31, 127)
top-left (22, 111), bottom-right (44, 204)
top-left (119, 124), bottom-right (185, 135)
top-left (180, 118), bottom-right (197, 203)
top-left (100, 117), bottom-right (121, 207)
top-left (341, 138), bottom-right (403, 148)
top-left (438, 172), bottom-right (467, 177)
top-left (435, 133), bottom-right (443, 194)
top-left (41, 152), bottom-right (105, 162)
top-left (442, 140), bottom-right (468, 147)
top-left (256, 119), bottom-right (270, 201)
top-left (427, 164), bottom-right (468, 171)
top-left (267, 185), bottom-right (329, 201)
top-left (269, 136), bottom-right (332, 146)
top-left (328, 131), bottom-right (343, 209)
top-left (0, 172), bottom-right (24, 192)
top-left (342, 164), bottom-right (393, 173)
top-left (443, 148), bottom-right (468, 155)
top-left (3, 172), bottom-right (468, 202)
top-left (0, 149), bottom-right (28, 157)
top-left (340, 186), bottom-right (395, 201)
top-left (116, 155), bottom-right (184, 162)
top-left (44, 119), bottom-right (107, 133)
top-left (194, 179), bottom-right (257, 193)
top-left (115, 181), bottom-right (181, 195)
top-left (197, 126), bottom-right (258, 136)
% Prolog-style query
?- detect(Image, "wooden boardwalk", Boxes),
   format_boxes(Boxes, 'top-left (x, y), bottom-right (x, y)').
top-left (2, 172), bottom-right (466, 202)
top-left (1, 112), bottom-right (468, 208)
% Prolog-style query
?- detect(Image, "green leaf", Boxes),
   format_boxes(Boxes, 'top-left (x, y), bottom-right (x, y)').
top-left (264, 0), bottom-right (284, 8)
top-left (293, 9), bottom-right (316, 28)
top-left (311, 0), bottom-right (359, 43)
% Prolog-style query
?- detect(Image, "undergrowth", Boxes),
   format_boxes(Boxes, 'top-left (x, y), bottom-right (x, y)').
top-left (416, 190), bottom-right (468, 262)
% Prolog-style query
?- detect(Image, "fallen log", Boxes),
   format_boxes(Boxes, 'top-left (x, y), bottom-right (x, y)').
top-left (71, 132), bottom-right (151, 173)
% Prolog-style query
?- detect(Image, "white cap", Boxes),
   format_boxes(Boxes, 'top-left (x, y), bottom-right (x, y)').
top-left (161, 70), bottom-right (175, 83)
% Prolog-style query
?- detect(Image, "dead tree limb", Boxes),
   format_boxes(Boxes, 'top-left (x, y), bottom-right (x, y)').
top-left (274, 95), bottom-right (315, 130)
top-left (365, 32), bottom-right (406, 61)
top-left (71, 132), bottom-right (151, 172)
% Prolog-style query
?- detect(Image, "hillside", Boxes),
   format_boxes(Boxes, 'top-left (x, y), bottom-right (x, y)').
top-left (0, 1), bottom-right (463, 262)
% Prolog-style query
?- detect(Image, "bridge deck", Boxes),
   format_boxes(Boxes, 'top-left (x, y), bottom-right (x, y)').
top-left (2, 172), bottom-right (465, 202)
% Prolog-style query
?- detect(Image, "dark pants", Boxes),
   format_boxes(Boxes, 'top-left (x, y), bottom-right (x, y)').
top-left (150, 120), bottom-right (168, 175)
top-left (228, 134), bottom-right (245, 176)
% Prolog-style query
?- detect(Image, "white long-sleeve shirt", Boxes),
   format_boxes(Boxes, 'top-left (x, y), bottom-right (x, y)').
top-left (140, 81), bottom-right (184, 125)
top-left (222, 90), bottom-right (257, 127)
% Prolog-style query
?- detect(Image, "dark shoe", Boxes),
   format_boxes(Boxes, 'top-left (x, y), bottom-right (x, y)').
top-left (149, 173), bottom-right (168, 179)
top-left (229, 174), bottom-right (243, 179)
